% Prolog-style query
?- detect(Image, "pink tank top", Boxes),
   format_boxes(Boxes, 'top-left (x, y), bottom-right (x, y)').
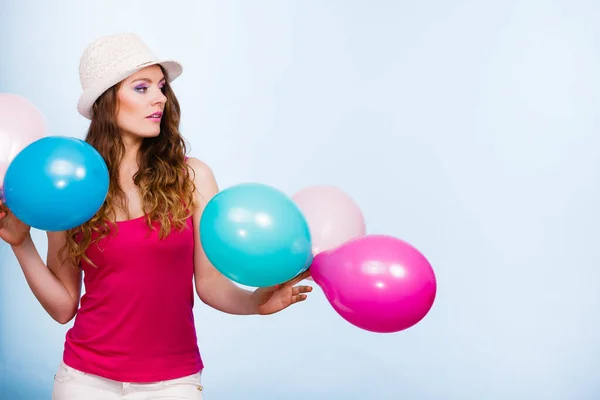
top-left (62, 214), bottom-right (203, 382)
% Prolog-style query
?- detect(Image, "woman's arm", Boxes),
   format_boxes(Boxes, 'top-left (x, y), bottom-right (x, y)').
top-left (11, 231), bottom-right (82, 324)
top-left (187, 157), bottom-right (313, 315)
top-left (187, 157), bottom-right (259, 315)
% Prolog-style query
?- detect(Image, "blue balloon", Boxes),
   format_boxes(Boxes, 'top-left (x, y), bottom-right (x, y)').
top-left (2, 136), bottom-right (109, 231)
top-left (200, 183), bottom-right (313, 287)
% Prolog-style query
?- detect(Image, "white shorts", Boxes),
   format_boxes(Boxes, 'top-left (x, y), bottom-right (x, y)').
top-left (51, 361), bottom-right (203, 399)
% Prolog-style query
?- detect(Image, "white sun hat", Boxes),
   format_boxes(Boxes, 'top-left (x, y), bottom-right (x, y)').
top-left (77, 33), bottom-right (183, 119)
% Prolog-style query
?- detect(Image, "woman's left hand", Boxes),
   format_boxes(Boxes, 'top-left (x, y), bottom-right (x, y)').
top-left (251, 270), bottom-right (313, 315)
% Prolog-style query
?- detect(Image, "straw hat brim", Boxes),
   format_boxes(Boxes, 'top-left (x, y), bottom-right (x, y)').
top-left (77, 59), bottom-right (182, 120)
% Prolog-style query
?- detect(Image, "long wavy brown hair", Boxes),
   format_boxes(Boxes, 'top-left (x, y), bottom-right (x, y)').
top-left (61, 67), bottom-right (196, 267)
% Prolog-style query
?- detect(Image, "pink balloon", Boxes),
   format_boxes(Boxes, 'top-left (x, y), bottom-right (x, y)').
top-left (0, 93), bottom-right (48, 187)
top-left (311, 234), bottom-right (436, 333)
top-left (292, 185), bottom-right (366, 255)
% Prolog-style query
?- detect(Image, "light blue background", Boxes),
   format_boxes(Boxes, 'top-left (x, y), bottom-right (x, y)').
top-left (2, 1), bottom-right (600, 398)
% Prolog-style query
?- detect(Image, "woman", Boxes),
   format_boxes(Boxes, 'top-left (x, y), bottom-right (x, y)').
top-left (0, 33), bottom-right (312, 399)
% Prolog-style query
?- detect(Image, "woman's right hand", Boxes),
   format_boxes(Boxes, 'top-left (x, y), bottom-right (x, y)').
top-left (0, 201), bottom-right (31, 246)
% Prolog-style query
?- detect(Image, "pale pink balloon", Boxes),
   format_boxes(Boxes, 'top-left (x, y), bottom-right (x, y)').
top-left (292, 185), bottom-right (366, 255)
top-left (0, 94), bottom-right (48, 187)
top-left (311, 234), bottom-right (437, 333)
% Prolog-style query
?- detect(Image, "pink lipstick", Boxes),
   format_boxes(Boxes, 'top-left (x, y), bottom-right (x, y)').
top-left (146, 111), bottom-right (163, 122)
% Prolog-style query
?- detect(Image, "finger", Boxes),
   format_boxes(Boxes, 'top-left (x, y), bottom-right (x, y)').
top-left (285, 269), bottom-right (312, 287)
top-left (291, 294), bottom-right (308, 304)
top-left (298, 268), bottom-right (311, 280)
top-left (292, 285), bottom-right (312, 295)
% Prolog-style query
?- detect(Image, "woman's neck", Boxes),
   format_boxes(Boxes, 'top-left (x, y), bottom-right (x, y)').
top-left (120, 134), bottom-right (143, 172)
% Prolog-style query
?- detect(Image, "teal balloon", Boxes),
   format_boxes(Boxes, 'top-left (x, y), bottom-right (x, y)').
top-left (2, 136), bottom-right (109, 231)
top-left (200, 183), bottom-right (312, 287)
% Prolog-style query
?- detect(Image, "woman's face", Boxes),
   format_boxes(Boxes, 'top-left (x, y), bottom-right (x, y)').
top-left (116, 65), bottom-right (167, 141)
